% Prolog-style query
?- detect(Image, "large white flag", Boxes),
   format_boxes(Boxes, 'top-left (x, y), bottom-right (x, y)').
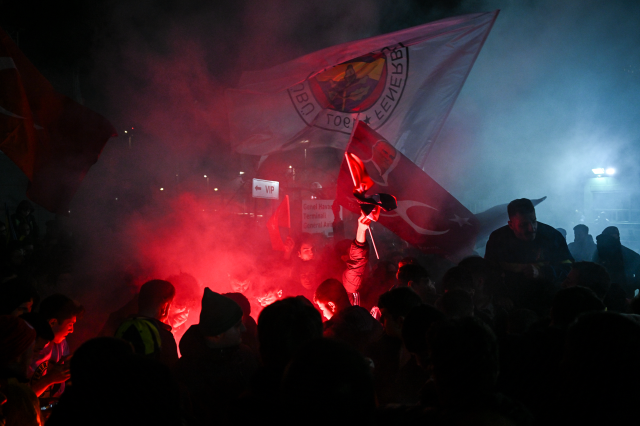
top-left (225, 11), bottom-right (498, 167)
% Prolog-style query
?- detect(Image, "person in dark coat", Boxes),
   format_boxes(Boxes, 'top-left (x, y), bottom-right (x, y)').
top-left (485, 198), bottom-right (573, 285)
top-left (592, 226), bottom-right (640, 298)
top-left (175, 289), bottom-right (259, 426)
top-left (568, 224), bottom-right (597, 262)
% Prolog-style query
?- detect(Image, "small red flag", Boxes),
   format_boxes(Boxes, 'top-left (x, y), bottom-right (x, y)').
top-left (0, 27), bottom-right (117, 214)
top-left (336, 121), bottom-right (479, 259)
top-left (267, 195), bottom-right (290, 251)
top-left (344, 152), bottom-right (375, 194)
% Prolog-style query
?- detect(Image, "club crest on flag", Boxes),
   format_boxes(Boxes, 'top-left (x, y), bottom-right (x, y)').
top-left (227, 11), bottom-right (498, 166)
top-left (288, 45), bottom-right (408, 135)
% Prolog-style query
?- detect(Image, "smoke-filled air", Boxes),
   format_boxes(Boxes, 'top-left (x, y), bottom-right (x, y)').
top-left (8, 0), bottom-right (629, 343)
top-left (3, 2), bottom-right (640, 416)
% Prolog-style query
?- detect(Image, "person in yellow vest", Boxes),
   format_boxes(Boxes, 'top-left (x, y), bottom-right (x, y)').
top-left (115, 280), bottom-right (178, 368)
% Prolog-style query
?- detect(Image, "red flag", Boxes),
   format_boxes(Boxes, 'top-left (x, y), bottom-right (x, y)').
top-left (267, 195), bottom-right (290, 251)
top-left (336, 121), bottom-right (479, 259)
top-left (0, 27), bottom-right (117, 214)
top-left (344, 152), bottom-right (374, 193)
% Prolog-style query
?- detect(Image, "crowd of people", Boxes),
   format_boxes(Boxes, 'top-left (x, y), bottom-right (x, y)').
top-left (2, 198), bottom-right (640, 425)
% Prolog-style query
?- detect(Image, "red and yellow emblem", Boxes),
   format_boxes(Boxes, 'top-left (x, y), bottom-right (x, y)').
top-left (308, 53), bottom-right (387, 113)
top-left (288, 45), bottom-right (408, 135)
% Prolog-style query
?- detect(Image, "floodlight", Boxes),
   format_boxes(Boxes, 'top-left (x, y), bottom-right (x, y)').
top-left (592, 168), bottom-right (605, 175)
top-left (606, 168), bottom-right (616, 175)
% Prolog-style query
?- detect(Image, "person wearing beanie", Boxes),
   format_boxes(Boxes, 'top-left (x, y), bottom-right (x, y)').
top-left (175, 288), bottom-right (259, 426)
top-left (223, 292), bottom-right (259, 354)
top-left (0, 315), bottom-right (42, 426)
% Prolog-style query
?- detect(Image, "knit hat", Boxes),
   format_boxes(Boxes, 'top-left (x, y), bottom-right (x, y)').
top-left (0, 315), bottom-right (36, 364)
top-left (199, 288), bottom-right (243, 337)
top-left (602, 226), bottom-right (620, 238)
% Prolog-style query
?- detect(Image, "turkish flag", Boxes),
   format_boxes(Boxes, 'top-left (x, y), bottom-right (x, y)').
top-left (344, 151), bottom-right (397, 221)
top-left (267, 195), bottom-right (290, 251)
top-left (0, 27), bottom-right (117, 214)
top-left (336, 121), bottom-right (479, 259)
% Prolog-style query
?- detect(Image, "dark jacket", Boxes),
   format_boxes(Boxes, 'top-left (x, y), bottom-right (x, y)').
top-left (593, 242), bottom-right (640, 297)
top-left (485, 222), bottom-right (573, 282)
top-left (568, 235), bottom-right (597, 262)
top-left (176, 324), bottom-right (259, 426)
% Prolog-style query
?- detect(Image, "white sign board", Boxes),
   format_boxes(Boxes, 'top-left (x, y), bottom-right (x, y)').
top-left (252, 179), bottom-right (279, 199)
top-left (302, 200), bottom-right (340, 235)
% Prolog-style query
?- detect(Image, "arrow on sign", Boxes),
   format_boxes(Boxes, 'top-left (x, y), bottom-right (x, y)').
top-left (255, 186), bottom-right (262, 191)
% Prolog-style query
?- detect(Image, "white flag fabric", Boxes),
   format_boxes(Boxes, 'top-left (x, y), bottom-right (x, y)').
top-left (225, 11), bottom-right (498, 167)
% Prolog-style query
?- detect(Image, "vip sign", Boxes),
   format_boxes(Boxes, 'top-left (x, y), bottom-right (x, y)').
top-left (252, 179), bottom-right (279, 199)
top-left (302, 200), bottom-right (340, 235)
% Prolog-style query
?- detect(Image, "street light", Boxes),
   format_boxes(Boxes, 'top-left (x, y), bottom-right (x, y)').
top-left (592, 168), bottom-right (605, 175)
top-left (606, 168), bottom-right (616, 175)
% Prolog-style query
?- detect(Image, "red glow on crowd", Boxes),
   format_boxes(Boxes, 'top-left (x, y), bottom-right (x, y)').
top-left (123, 192), bottom-right (293, 341)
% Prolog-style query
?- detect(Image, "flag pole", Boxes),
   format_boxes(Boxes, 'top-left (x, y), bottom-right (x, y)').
top-left (345, 152), bottom-right (357, 187)
top-left (368, 226), bottom-right (379, 259)
top-left (345, 152), bottom-right (379, 259)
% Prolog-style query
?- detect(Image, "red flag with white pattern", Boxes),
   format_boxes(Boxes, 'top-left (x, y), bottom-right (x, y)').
top-left (336, 120), bottom-right (479, 259)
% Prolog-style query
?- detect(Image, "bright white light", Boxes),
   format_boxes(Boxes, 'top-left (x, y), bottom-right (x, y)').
top-left (300, 139), bottom-right (309, 144)
top-left (204, 175), bottom-right (207, 178)
top-left (239, 171), bottom-right (245, 175)
top-left (124, 130), bottom-right (128, 133)
top-left (214, 188), bottom-right (218, 191)
top-left (606, 168), bottom-right (616, 175)
top-left (289, 165), bottom-right (292, 168)
top-left (592, 168), bottom-right (605, 175)
top-left (160, 188), bottom-right (164, 191)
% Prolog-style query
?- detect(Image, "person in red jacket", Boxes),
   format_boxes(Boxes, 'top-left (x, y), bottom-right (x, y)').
top-left (341, 212), bottom-right (372, 306)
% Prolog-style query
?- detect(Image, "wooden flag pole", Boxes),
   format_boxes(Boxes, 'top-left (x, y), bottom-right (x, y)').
top-left (345, 152), bottom-right (357, 187)
top-left (368, 226), bottom-right (380, 260)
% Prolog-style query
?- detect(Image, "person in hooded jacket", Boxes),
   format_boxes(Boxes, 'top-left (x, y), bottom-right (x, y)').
top-left (175, 289), bottom-right (258, 426)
